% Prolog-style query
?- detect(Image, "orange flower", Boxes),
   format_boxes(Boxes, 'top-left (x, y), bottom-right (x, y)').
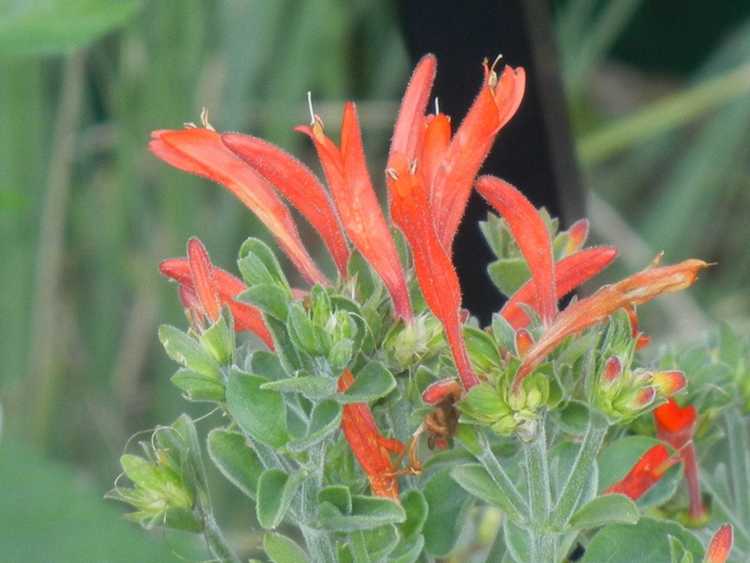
top-left (654, 399), bottom-right (706, 522)
top-left (430, 61), bottom-right (525, 249)
top-left (500, 246), bottom-right (618, 330)
top-left (221, 133), bottom-right (350, 276)
top-left (513, 259), bottom-right (709, 392)
top-left (605, 444), bottom-right (678, 500)
top-left (386, 154), bottom-right (479, 389)
top-left (296, 103), bottom-right (413, 321)
top-left (160, 240), bottom-right (274, 349)
top-left (149, 128), bottom-right (326, 285)
top-left (338, 370), bottom-right (405, 498)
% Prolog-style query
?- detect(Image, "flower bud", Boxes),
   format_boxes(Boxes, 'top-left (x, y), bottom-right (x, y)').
top-left (651, 370), bottom-right (687, 397)
top-left (601, 356), bottom-right (623, 386)
top-left (514, 328), bottom-right (534, 357)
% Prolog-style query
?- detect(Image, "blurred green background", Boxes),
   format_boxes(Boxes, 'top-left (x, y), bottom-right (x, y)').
top-left (2, 0), bottom-right (749, 560)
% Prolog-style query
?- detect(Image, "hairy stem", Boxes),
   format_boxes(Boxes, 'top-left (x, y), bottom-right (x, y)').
top-left (523, 419), bottom-right (556, 562)
top-left (550, 410), bottom-right (609, 529)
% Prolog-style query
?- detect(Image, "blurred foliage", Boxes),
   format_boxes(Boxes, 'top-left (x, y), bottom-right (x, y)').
top-left (2, 0), bottom-right (750, 559)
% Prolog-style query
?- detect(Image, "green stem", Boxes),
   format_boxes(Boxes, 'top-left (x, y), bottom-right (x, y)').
top-left (523, 420), bottom-right (551, 526)
top-left (298, 443), bottom-right (337, 562)
top-left (475, 432), bottom-right (529, 524)
top-left (203, 513), bottom-right (241, 563)
top-left (550, 411), bottom-right (609, 529)
top-left (523, 419), bottom-right (556, 562)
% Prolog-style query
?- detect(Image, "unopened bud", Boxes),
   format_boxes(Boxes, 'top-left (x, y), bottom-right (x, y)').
top-left (651, 370), bottom-right (687, 397)
top-left (422, 379), bottom-right (462, 405)
top-left (602, 356), bottom-right (623, 385)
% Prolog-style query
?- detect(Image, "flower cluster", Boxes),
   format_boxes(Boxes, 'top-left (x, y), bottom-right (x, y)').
top-left (109, 53), bottom-right (742, 563)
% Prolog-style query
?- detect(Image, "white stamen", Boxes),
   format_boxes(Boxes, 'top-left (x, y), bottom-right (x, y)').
top-left (307, 91), bottom-right (316, 125)
top-left (434, 97), bottom-right (440, 115)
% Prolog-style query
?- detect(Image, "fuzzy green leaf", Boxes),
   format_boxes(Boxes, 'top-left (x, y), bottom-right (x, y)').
top-left (158, 325), bottom-right (220, 379)
top-left (170, 369), bottom-right (224, 402)
top-left (256, 469), bottom-right (301, 530)
top-left (569, 494), bottom-right (640, 530)
top-left (226, 369), bottom-right (288, 449)
top-left (263, 532), bottom-right (308, 563)
top-left (207, 429), bottom-right (263, 499)
top-left (335, 361), bottom-right (396, 404)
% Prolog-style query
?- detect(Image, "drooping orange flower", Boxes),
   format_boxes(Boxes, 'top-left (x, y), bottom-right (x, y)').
top-left (149, 128), bottom-right (326, 285)
top-left (500, 246), bottom-right (618, 330)
top-left (220, 133), bottom-right (351, 276)
top-left (160, 242), bottom-right (274, 349)
top-left (705, 524), bottom-right (734, 563)
top-left (605, 444), bottom-right (678, 500)
top-left (430, 61), bottom-right (525, 249)
top-left (386, 154), bottom-right (479, 390)
top-left (338, 370), bottom-right (405, 499)
top-left (296, 103), bottom-right (413, 321)
top-left (513, 259), bottom-right (709, 392)
top-left (654, 399), bottom-right (706, 522)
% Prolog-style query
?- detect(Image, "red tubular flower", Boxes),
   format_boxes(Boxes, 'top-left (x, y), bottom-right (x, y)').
top-left (338, 370), bottom-right (405, 499)
top-left (654, 399), bottom-right (707, 522)
top-left (387, 155), bottom-right (480, 390)
top-left (388, 53), bottom-right (437, 168)
top-left (422, 378), bottom-right (462, 406)
top-left (476, 176), bottom-right (558, 325)
top-left (705, 524), bottom-right (734, 563)
top-left (513, 259), bottom-right (709, 392)
top-left (296, 103), bottom-right (413, 321)
top-left (500, 246), bottom-right (618, 330)
top-left (149, 128), bottom-right (326, 285)
top-left (605, 444), bottom-right (679, 500)
top-left (420, 112), bottom-right (452, 190)
top-left (430, 61), bottom-right (525, 249)
top-left (220, 133), bottom-right (350, 276)
top-left (160, 254), bottom-right (274, 349)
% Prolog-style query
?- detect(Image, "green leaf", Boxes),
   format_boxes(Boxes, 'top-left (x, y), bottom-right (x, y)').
top-left (487, 258), bottom-right (531, 297)
top-left (238, 237), bottom-right (290, 288)
top-left (287, 399), bottom-right (342, 452)
top-left (256, 469), bottom-right (302, 530)
top-left (207, 429), bottom-right (263, 499)
top-left (263, 317), bottom-right (303, 374)
top-left (226, 369), bottom-right (288, 449)
top-left (318, 485), bottom-right (353, 514)
top-left (250, 350), bottom-right (289, 381)
top-left (451, 464), bottom-right (522, 517)
top-left (238, 285), bottom-right (290, 321)
top-left (423, 468), bottom-right (471, 556)
top-left (261, 375), bottom-right (336, 401)
top-left (464, 326), bottom-right (502, 372)
top-left (119, 455), bottom-right (161, 491)
top-left (263, 532), bottom-right (308, 563)
top-left (581, 518), bottom-right (704, 562)
top-left (170, 369), bottom-right (224, 402)
top-left (569, 494), bottom-right (640, 530)
top-left (668, 535), bottom-right (694, 563)
top-left (287, 301), bottom-right (321, 355)
top-left (491, 313), bottom-right (516, 350)
top-left (399, 489), bottom-right (429, 542)
top-left (389, 535), bottom-right (425, 563)
top-left (319, 496), bottom-right (406, 531)
top-left (335, 361), bottom-right (396, 404)
top-left (361, 525), bottom-right (400, 560)
top-left (199, 316), bottom-right (234, 365)
top-left (0, 0), bottom-right (142, 57)
top-left (158, 325), bottom-right (220, 379)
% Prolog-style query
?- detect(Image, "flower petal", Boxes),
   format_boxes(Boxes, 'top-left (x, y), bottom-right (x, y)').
top-left (221, 133), bottom-right (350, 276)
top-left (150, 128), bottom-right (326, 285)
top-left (387, 154), bottom-right (479, 390)
top-left (420, 113), bottom-right (452, 191)
top-left (501, 246), bottom-right (617, 329)
top-left (430, 63), bottom-right (525, 249)
top-left (388, 53), bottom-right (437, 167)
top-left (298, 105), bottom-right (413, 320)
top-left (187, 238), bottom-right (221, 322)
top-left (706, 525), bottom-right (734, 563)
top-left (605, 444), bottom-right (677, 500)
top-left (477, 175), bottom-right (557, 325)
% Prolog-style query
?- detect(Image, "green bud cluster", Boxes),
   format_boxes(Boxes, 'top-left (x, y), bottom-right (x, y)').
top-left (383, 314), bottom-right (444, 373)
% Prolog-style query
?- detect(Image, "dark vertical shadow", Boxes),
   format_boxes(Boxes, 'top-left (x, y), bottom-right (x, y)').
top-left (396, 0), bottom-right (583, 324)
